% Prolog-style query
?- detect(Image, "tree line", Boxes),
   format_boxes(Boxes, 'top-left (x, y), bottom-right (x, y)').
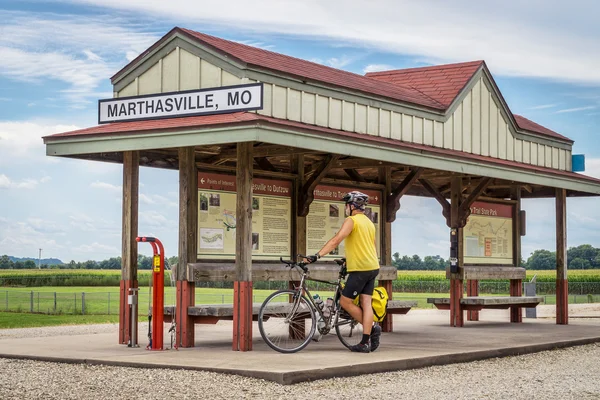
top-left (1, 244), bottom-right (599, 271)
top-left (392, 244), bottom-right (600, 270)
top-left (0, 255), bottom-right (178, 270)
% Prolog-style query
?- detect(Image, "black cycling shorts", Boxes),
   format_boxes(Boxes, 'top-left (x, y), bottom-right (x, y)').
top-left (342, 269), bottom-right (379, 299)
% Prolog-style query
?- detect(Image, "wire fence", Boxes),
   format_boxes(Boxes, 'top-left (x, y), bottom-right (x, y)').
top-left (1, 280), bottom-right (600, 315)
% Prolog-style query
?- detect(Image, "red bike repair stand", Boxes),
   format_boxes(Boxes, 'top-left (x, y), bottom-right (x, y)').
top-left (136, 236), bottom-right (164, 350)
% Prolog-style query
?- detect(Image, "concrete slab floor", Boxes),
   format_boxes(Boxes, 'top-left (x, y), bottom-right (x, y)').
top-left (1, 307), bottom-right (599, 384)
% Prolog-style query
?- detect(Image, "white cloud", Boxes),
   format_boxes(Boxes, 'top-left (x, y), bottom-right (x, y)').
top-left (90, 181), bottom-right (122, 192)
top-left (0, 10), bottom-right (159, 106)
top-left (0, 174), bottom-right (48, 190)
top-left (584, 158), bottom-right (600, 178)
top-left (363, 64), bottom-right (395, 74)
top-left (63, 0), bottom-right (600, 84)
top-left (0, 121), bottom-right (80, 164)
top-left (325, 55), bottom-right (358, 69)
top-left (140, 193), bottom-right (155, 204)
top-left (529, 103), bottom-right (558, 110)
top-left (73, 242), bottom-right (120, 254)
top-left (556, 106), bottom-right (596, 114)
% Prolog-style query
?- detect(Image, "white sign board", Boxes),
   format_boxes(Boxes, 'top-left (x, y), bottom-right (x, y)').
top-left (98, 83), bottom-right (263, 124)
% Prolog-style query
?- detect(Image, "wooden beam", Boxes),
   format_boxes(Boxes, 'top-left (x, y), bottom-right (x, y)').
top-left (234, 142), bottom-right (253, 351)
top-left (333, 158), bottom-right (393, 169)
top-left (255, 157), bottom-right (277, 172)
top-left (458, 178), bottom-right (493, 225)
top-left (387, 168), bottom-right (423, 223)
top-left (119, 151), bottom-right (139, 345)
top-left (555, 188), bottom-right (568, 325)
top-left (217, 144), bottom-right (319, 159)
top-left (177, 147), bottom-right (198, 348)
top-left (344, 168), bottom-right (365, 182)
top-left (292, 154), bottom-right (306, 257)
top-left (419, 178), bottom-right (451, 225)
top-left (379, 166), bottom-right (394, 333)
top-left (298, 155), bottom-right (340, 216)
top-left (450, 176), bottom-right (464, 327)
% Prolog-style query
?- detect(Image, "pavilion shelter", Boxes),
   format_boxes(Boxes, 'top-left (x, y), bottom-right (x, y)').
top-left (44, 27), bottom-right (600, 351)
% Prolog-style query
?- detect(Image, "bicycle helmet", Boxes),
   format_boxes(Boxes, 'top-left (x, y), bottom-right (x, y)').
top-left (342, 191), bottom-right (369, 211)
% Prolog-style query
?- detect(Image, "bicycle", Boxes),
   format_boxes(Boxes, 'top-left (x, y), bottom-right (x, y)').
top-left (258, 255), bottom-right (363, 353)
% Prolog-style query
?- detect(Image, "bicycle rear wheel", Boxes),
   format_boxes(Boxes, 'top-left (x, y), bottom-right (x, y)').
top-left (258, 289), bottom-right (316, 353)
top-left (335, 308), bottom-right (363, 349)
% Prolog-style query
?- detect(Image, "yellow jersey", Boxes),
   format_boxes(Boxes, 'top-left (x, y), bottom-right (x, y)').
top-left (345, 214), bottom-right (379, 272)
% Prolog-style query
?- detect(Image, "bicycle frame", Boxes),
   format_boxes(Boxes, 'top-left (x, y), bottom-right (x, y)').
top-left (289, 263), bottom-right (346, 331)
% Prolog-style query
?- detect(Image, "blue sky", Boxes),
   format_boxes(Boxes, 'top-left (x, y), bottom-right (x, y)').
top-left (1, 0), bottom-right (599, 262)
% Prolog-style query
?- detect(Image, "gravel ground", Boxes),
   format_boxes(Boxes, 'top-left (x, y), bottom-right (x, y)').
top-left (1, 329), bottom-right (599, 399)
top-left (1, 305), bottom-right (599, 399)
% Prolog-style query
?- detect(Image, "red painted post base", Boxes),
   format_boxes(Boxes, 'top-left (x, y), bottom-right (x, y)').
top-left (450, 278), bottom-right (464, 327)
top-left (381, 280), bottom-right (393, 332)
top-left (176, 280), bottom-right (195, 348)
top-left (556, 279), bottom-right (569, 325)
top-left (233, 281), bottom-right (253, 351)
top-left (510, 279), bottom-right (523, 323)
top-left (466, 279), bottom-right (479, 321)
top-left (119, 279), bottom-right (138, 344)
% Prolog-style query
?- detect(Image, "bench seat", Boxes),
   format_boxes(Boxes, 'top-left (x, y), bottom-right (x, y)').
top-left (162, 300), bottom-right (417, 324)
top-left (427, 296), bottom-right (543, 311)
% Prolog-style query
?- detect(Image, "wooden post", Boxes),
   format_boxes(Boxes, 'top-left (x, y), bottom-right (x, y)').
top-left (555, 188), bottom-right (568, 325)
top-left (233, 142), bottom-right (253, 351)
top-left (119, 151), bottom-right (139, 345)
top-left (177, 147), bottom-right (198, 348)
top-left (292, 155), bottom-right (307, 258)
top-left (510, 187), bottom-right (523, 323)
top-left (450, 177), bottom-right (464, 327)
top-left (466, 279), bottom-right (479, 321)
top-left (289, 154), bottom-right (306, 339)
top-left (380, 167), bottom-right (393, 332)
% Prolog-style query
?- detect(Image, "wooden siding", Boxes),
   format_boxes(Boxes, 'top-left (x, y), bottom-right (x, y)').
top-left (116, 48), bottom-right (572, 171)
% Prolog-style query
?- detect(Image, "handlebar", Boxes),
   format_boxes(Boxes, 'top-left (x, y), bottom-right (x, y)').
top-left (279, 256), bottom-right (347, 274)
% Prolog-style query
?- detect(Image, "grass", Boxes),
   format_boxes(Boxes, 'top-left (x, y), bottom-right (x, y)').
top-left (0, 312), bottom-right (120, 329)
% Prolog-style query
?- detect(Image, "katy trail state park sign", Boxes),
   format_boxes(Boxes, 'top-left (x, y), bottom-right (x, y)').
top-left (98, 83), bottom-right (263, 124)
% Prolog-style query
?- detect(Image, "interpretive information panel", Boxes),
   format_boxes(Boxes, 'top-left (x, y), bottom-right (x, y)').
top-left (197, 171), bottom-right (292, 260)
top-left (306, 185), bottom-right (381, 260)
top-left (463, 201), bottom-right (514, 265)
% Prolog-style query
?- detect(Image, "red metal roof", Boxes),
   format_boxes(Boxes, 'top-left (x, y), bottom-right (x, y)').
top-left (109, 27), bottom-right (571, 143)
top-left (46, 113), bottom-right (258, 138)
top-left (43, 114), bottom-right (599, 187)
top-left (113, 27), bottom-right (444, 111)
top-left (365, 61), bottom-right (483, 108)
top-left (513, 114), bottom-right (572, 142)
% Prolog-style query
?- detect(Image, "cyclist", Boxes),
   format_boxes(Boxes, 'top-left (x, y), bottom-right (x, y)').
top-left (307, 190), bottom-right (381, 353)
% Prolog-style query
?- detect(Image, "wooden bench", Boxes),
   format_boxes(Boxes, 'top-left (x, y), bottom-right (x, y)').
top-left (161, 263), bottom-right (415, 329)
top-left (163, 299), bottom-right (416, 325)
top-left (427, 266), bottom-right (543, 323)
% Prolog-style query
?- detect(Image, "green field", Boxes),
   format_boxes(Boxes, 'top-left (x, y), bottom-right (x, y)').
top-left (396, 269), bottom-right (600, 282)
top-left (0, 312), bottom-right (120, 329)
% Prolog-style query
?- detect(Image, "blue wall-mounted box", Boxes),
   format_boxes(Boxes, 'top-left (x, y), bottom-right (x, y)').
top-left (572, 154), bottom-right (585, 172)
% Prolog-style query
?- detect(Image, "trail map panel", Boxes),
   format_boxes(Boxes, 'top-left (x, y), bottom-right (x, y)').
top-left (197, 171), bottom-right (292, 260)
top-left (463, 201), bottom-right (514, 265)
top-left (306, 185), bottom-right (381, 260)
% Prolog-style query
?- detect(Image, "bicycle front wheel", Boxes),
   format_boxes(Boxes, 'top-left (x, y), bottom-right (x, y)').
top-left (258, 290), bottom-right (316, 353)
top-left (335, 309), bottom-right (363, 349)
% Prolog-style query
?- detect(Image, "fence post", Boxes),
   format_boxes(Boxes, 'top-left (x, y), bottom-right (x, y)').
top-left (74, 293), bottom-right (77, 314)
top-left (108, 292), bottom-right (111, 315)
top-left (82, 292), bottom-right (85, 315)
top-left (5, 291), bottom-right (7, 311)
top-left (30, 291), bottom-right (33, 313)
top-left (37, 292), bottom-right (40, 312)
top-left (54, 292), bottom-right (57, 313)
